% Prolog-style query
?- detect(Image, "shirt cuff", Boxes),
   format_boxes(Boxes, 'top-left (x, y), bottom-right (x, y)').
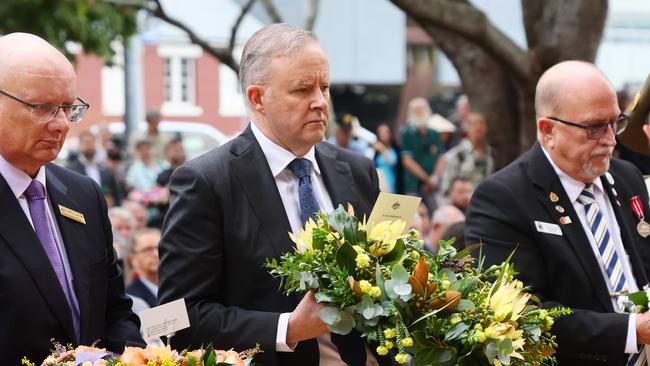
top-left (626, 312), bottom-right (639, 354)
top-left (276, 312), bottom-right (297, 352)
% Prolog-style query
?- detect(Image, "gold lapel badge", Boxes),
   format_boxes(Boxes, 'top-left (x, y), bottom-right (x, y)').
top-left (58, 205), bottom-right (86, 224)
top-left (549, 192), bottom-right (559, 203)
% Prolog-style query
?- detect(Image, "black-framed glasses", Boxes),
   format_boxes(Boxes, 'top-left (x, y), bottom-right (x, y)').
top-left (0, 88), bottom-right (89, 124)
top-left (546, 114), bottom-right (629, 140)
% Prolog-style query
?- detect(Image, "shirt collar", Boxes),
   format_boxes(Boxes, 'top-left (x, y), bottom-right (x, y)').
top-left (0, 154), bottom-right (47, 199)
top-left (250, 122), bottom-right (321, 177)
top-left (541, 145), bottom-right (604, 202)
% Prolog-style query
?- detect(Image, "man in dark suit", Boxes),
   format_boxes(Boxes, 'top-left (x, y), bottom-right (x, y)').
top-left (66, 130), bottom-right (122, 206)
top-left (0, 33), bottom-right (144, 364)
top-left (466, 61), bottom-right (650, 365)
top-left (158, 24), bottom-right (389, 366)
top-left (126, 228), bottom-right (160, 308)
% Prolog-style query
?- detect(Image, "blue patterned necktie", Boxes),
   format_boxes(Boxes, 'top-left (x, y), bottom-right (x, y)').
top-left (577, 184), bottom-right (645, 365)
top-left (24, 180), bottom-right (80, 341)
top-left (287, 158), bottom-right (321, 225)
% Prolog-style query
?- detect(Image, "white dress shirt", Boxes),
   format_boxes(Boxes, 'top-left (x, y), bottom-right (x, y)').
top-left (251, 123), bottom-right (378, 366)
top-left (542, 147), bottom-right (639, 353)
top-left (0, 154), bottom-right (80, 306)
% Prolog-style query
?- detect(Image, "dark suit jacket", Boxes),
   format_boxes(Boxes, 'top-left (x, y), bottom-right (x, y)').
top-left (126, 278), bottom-right (157, 308)
top-left (66, 157), bottom-right (122, 206)
top-left (158, 126), bottom-right (390, 366)
top-left (466, 143), bottom-right (650, 366)
top-left (0, 163), bottom-right (144, 365)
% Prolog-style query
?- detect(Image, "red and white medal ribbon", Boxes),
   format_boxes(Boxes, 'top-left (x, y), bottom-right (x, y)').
top-left (630, 195), bottom-right (650, 238)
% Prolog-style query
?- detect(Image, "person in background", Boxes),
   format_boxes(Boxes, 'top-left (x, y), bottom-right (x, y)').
top-left (445, 177), bottom-right (474, 214)
top-left (439, 112), bottom-right (495, 195)
top-left (428, 114), bottom-right (458, 152)
top-left (427, 205), bottom-right (465, 254)
top-left (410, 202), bottom-right (432, 249)
top-left (400, 97), bottom-right (445, 211)
top-left (66, 130), bottom-right (122, 206)
top-left (129, 109), bottom-right (169, 160)
top-left (122, 200), bottom-right (148, 230)
top-left (328, 113), bottom-right (369, 156)
top-left (126, 228), bottom-right (160, 309)
top-left (373, 123), bottom-right (400, 193)
top-left (0, 32), bottom-right (143, 364)
top-left (125, 139), bottom-right (167, 192)
top-left (156, 137), bottom-right (186, 187)
top-left (108, 206), bottom-right (137, 282)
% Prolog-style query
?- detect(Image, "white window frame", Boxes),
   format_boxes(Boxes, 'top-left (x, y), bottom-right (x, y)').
top-left (157, 44), bottom-right (203, 117)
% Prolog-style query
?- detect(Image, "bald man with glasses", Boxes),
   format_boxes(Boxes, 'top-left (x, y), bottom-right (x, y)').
top-left (0, 33), bottom-right (144, 364)
top-left (466, 61), bottom-right (650, 365)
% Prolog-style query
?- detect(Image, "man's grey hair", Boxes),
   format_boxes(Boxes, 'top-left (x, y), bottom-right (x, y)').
top-left (239, 23), bottom-right (319, 96)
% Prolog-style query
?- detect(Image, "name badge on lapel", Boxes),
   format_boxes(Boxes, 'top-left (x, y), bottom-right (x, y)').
top-left (534, 220), bottom-right (563, 236)
top-left (58, 205), bottom-right (86, 224)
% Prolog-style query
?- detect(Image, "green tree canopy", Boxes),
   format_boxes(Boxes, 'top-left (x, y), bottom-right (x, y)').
top-left (0, 0), bottom-right (137, 63)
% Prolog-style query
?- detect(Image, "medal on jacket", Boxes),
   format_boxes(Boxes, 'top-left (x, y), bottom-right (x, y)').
top-left (630, 195), bottom-right (650, 238)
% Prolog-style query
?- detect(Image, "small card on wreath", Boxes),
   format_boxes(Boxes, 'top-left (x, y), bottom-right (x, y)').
top-left (138, 298), bottom-right (190, 340)
top-left (367, 192), bottom-right (421, 233)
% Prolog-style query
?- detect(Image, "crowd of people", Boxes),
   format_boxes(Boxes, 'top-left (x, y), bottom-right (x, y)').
top-left (2, 22), bottom-right (650, 366)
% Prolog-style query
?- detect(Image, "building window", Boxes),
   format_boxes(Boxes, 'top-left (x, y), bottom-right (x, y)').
top-left (164, 56), bottom-right (196, 105)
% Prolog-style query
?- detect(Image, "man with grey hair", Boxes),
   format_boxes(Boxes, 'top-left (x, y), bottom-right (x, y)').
top-left (158, 24), bottom-right (389, 366)
top-left (467, 60), bottom-right (650, 365)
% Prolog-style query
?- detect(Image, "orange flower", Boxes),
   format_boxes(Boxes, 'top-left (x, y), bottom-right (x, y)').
top-left (120, 346), bottom-right (147, 365)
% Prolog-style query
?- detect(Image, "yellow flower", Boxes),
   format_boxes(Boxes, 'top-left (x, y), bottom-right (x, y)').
top-left (488, 279), bottom-right (530, 322)
top-left (376, 346), bottom-right (388, 356)
top-left (395, 353), bottom-right (409, 364)
top-left (384, 328), bottom-right (396, 339)
top-left (385, 341), bottom-right (394, 350)
top-left (369, 286), bottom-right (382, 298)
top-left (356, 253), bottom-right (370, 269)
top-left (401, 337), bottom-right (414, 347)
top-left (450, 315), bottom-right (462, 325)
top-left (289, 218), bottom-right (317, 252)
top-left (474, 330), bottom-right (486, 343)
top-left (359, 280), bottom-right (372, 293)
top-left (368, 220), bottom-right (406, 256)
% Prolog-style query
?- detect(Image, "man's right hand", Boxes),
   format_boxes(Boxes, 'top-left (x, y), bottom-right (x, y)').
top-left (636, 311), bottom-right (650, 344)
top-left (286, 291), bottom-right (329, 344)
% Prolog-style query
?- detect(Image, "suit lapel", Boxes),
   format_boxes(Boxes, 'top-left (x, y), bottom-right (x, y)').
top-left (315, 143), bottom-right (358, 212)
top-left (45, 165), bottom-right (90, 341)
top-left (0, 171), bottom-right (77, 341)
top-left (600, 171), bottom-right (649, 286)
top-left (527, 144), bottom-right (613, 310)
top-left (229, 127), bottom-right (294, 258)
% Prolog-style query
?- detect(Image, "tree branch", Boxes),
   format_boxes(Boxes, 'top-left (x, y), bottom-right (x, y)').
top-left (390, 0), bottom-right (531, 83)
top-left (304, 0), bottom-right (320, 31)
top-left (143, 0), bottom-right (239, 72)
top-left (259, 0), bottom-right (283, 23)
top-left (229, 0), bottom-right (257, 54)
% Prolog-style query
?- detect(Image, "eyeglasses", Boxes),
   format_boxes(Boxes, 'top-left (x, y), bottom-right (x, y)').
top-left (546, 114), bottom-right (629, 140)
top-left (0, 88), bottom-right (89, 124)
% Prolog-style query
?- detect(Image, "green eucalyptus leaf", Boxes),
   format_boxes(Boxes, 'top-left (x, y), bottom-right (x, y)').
top-left (456, 299), bottom-right (476, 311)
top-left (449, 277), bottom-right (478, 297)
top-left (444, 322), bottom-right (469, 341)
top-left (327, 205), bottom-right (348, 234)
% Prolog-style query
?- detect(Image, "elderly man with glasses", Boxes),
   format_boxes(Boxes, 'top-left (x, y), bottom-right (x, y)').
top-left (466, 61), bottom-right (650, 366)
top-left (0, 33), bottom-right (144, 364)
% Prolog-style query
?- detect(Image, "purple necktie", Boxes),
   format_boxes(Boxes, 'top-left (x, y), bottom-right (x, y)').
top-left (24, 180), bottom-right (80, 341)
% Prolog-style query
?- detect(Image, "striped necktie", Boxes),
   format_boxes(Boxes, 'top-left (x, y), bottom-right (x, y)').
top-left (577, 184), bottom-right (645, 365)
